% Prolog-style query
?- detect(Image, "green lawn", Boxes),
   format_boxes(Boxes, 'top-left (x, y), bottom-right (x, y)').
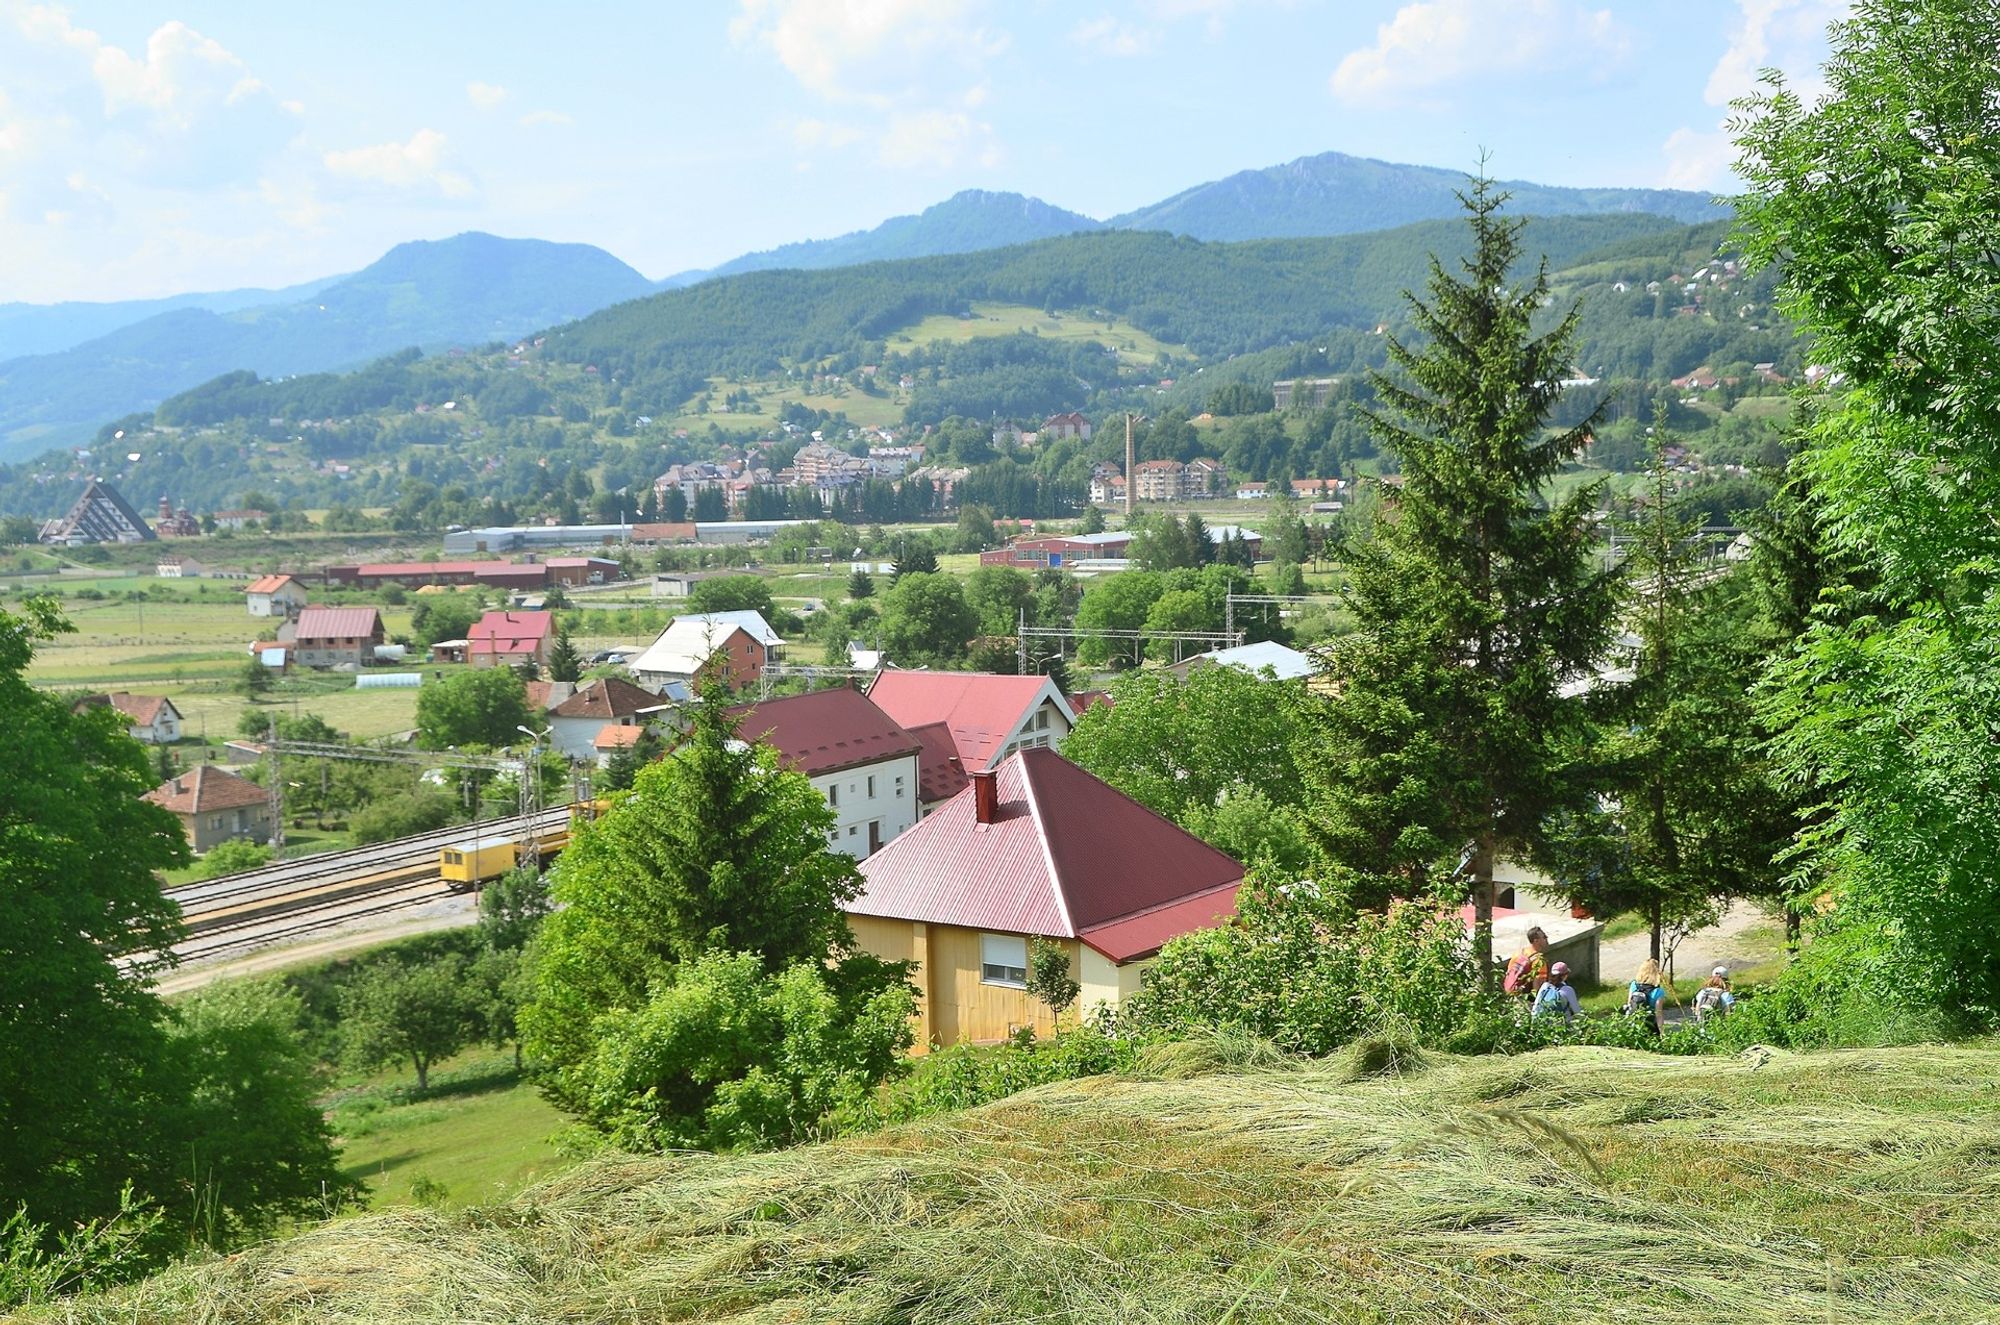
top-left (895, 301), bottom-right (1187, 366)
top-left (329, 1049), bottom-right (576, 1211)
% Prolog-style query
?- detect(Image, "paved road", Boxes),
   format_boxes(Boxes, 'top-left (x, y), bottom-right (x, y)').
top-left (1599, 899), bottom-right (1779, 989)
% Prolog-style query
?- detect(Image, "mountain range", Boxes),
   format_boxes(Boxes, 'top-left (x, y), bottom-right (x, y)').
top-left (0, 151), bottom-right (1721, 461)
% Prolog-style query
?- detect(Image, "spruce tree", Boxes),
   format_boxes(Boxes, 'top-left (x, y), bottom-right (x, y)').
top-left (547, 625), bottom-right (582, 683)
top-left (1301, 176), bottom-right (1617, 986)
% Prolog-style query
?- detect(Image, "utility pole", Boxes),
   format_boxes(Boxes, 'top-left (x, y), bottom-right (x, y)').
top-left (1124, 413), bottom-right (1137, 519)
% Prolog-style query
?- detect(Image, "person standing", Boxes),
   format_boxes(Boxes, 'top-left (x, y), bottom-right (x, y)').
top-left (1532, 961), bottom-right (1582, 1023)
top-left (1503, 926), bottom-right (1551, 997)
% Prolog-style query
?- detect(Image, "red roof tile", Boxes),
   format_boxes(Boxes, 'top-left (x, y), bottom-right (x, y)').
top-left (551, 676), bottom-right (661, 720)
top-left (244, 574), bottom-right (296, 594)
top-left (593, 724), bottom-right (648, 749)
top-left (144, 765), bottom-right (270, 814)
top-left (75, 691), bottom-right (177, 727)
top-left (865, 672), bottom-right (1071, 771)
top-left (906, 720), bottom-right (969, 804)
top-left (851, 748), bottom-right (1243, 963)
top-left (728, 686), bottom-right (921, 778)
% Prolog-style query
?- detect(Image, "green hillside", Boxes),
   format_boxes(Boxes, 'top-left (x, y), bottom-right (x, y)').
top-left (41, 1040), bottom-right (2000, 1323)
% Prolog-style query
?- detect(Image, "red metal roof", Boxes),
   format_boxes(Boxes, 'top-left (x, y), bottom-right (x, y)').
top-left (293, 607), bottom-right (382, 641)
top-left (468, 610), bottom-right (555, 655)
top-left (593, 724), bottom-right (648, 749)
top-left (728, 686), bottom-right (922, 778)
top-left (865, 671), bottom-right (1071, 771)
top-left (906, 720), bottom-right (969, 804)
top-left (851, 748), bottom-right (1244, 963)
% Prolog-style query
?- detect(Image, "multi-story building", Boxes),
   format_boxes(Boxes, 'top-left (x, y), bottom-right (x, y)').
top-left (73, 692), bottom-right (183, 744)
top-left (244, 574), bottom-right (309, 617)
top-left (1042, 412), bottom-right (1093, 441)
top-left (1132, 459), bottom-right (1187, 502)
top-left (468, 610), bottom-right (555, 671)
top-left (731, 687), bottom-right (923, 858)
top-left (144, 765), bottom-right (274, 853)
top-left (1272, 378), bottom-right (1339, 410)
top-left (288, 607), bottom-right (384, 669)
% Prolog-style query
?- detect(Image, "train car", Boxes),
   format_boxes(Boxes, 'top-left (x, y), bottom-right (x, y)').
top-left (439, 834), bottom-right (521, 889)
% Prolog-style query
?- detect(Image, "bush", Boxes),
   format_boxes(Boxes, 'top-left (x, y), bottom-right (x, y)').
top-left (1121, 873), bottom-right (1477, 1055)
top-left (349, 786), bottom-right (456, 843)
top-left (567, 950), bottom-right (916, 1151)
top-left (839, 1025), bottom-right (1147, 1133)
top-left (191, 837), bottom-right (272, 879)
top-left (1706, 920), bottom-right (1947, 1050)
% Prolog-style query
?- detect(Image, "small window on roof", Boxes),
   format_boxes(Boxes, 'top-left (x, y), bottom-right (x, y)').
top-left (980, 934), bottom-right (1028, 988)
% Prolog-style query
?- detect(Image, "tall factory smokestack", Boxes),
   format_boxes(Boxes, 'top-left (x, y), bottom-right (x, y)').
top-left (1124, 413), bottom-right (1136, 518)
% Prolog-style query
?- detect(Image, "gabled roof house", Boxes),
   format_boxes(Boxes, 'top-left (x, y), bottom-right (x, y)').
top-left (865, 671), bottom-right (1074, 809)
top-left (847, 748), bottom-right (1244, 1048)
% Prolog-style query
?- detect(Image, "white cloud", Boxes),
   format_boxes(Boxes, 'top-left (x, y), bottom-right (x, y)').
top-left (323, 128), bottom-right (474, 199)
top-left (792, 117), bottom-right (862, 150)
top-left (731, 0), bottom-right (1005, 104)
top-left (518, 109), bottom-right (574, 128)
top-left (1659, 0), bottom-right (1847, 190)
top-left (1330, 0), bottom-right (1629, 106)
top-left (1071, 17), bottom-right (1158, 57)
top-left (878, 109), bottom-right (978, 169)
top-left (466, 81), bottom-right (510, 111)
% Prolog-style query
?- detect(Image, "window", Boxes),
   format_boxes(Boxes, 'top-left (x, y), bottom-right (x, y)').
top-left (866, 774), bottom-right (876, 797)
top-left (980, 934), bottom-right (1028, 988)
top-left (827, 782), bottom-right (839, 807)
top-left (1034, 708), bottom-right (1049, 731)
top-left (895, 774), bottom-right (905, 798)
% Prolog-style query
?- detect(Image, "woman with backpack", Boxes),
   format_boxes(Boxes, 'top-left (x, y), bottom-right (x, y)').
top-left (1531, 961), bottom-right (1582, 1023)
top-left (1624, 957), bottom-right (1670, 1033)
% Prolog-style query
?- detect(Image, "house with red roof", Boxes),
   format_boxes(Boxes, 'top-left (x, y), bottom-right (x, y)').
top-left (73, 691), bottom-right (182, 744)
top-left (730, 686), bottom-right (923, 858)
top-left (143, 765), bottom-right (273, 853)
top-left (468, 610), bottom-right (556, 671)
top-left (547, 676), bottom-right (673, 762)
top-left (865, 671), bottom-right (1075, 811)
top-left (848, 748), bottom-right (1244, 1047)
top-left (287, 607), bottom-right (383, 669)
top-left (243, 574), bottom-right (308, 618)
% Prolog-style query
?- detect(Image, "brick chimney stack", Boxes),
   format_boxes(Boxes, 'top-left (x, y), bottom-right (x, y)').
top-left (971, 768), bottom-right (998, 824)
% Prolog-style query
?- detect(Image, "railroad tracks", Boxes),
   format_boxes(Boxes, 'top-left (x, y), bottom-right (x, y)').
top-left (157, 807), bottom-right (570, 966)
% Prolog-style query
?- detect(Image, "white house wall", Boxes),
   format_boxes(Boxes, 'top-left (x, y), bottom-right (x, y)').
top-left (813, 752), bottom-right (920, 858)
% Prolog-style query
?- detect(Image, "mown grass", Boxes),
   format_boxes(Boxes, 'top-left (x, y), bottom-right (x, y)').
top-left (42, 1039), bottom-right (2000, 1323)
top-left (896, 301), bottom-right (1187, 366)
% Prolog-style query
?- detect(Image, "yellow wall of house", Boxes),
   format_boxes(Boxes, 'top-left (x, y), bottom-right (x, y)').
top-left (847, 914), bottom-right (1096, 1050)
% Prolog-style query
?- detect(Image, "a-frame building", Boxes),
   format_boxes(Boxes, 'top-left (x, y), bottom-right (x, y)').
top-left (39, 481), bottom-right (156, 545)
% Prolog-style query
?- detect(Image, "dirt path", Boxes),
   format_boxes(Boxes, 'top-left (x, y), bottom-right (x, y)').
top-left (1598, 899), bottom-right (1783, 989)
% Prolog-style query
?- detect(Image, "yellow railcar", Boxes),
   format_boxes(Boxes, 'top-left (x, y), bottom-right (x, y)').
top-left (439, 835), bottom-right (521, 889)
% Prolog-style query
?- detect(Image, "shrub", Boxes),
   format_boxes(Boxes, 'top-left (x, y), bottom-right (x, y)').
top-left (839, 1025), bottom-right (1147, 1133)
top-left (1122, 872), bottom-right (1476, 1054)
top-left (190, 837), bottom-right (272, 879)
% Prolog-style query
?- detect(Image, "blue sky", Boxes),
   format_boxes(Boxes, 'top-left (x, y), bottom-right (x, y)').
top-left (0, 1), bottom-right (1846, 302)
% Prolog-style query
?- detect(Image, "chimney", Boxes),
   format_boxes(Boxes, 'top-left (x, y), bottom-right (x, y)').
top-left (971, 769), bottom-right (998, 825)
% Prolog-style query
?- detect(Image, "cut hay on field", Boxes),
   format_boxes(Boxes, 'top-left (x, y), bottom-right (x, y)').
top-left (36, 1042), bottom-right (2000, 1324)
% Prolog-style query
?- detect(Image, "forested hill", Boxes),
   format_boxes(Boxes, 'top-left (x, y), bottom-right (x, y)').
top-left (0, 234), bottom-right (656, 461)
top-left (663, 191), bottom-right (1105, 286)
top-left (1109, 150), bottom-right (1721, 240)
top-left (549, 212), bottom-right (1690, 412)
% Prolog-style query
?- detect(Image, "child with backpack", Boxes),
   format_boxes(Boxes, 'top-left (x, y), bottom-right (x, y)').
top-left (1692, 966), bottom-right (1735, 1023)
top-left (1532, 961), bottom-right (1581, 1023)
top-left (1624, 957), bottom-right (1669, 1034)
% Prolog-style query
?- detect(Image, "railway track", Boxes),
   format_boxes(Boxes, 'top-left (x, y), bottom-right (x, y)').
top-left (155, 805), bottom-right (572, 967)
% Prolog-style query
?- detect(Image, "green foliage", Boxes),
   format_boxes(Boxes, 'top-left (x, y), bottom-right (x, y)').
top-left (416, 667), bottom-right (536, 750)
top-left (348, 785), bottom-right (457, 844)
top-left (561, 950), bottom-right (914, 1151)
top-left (600, 726), bottom-right (665, 792)
top-left (1072, 570), bottom-right (1162, 668)
top-left (1026, 940), bottom-right (1080, 1020)
top-left (547, 626), bottom-right (582, 683)
top-left (1736, 0), bottom-right (2000, 1023)
top-left (1063, 663), bottom-right (1309, 835)
top-left (234, 655), bottom-right (272, 698)
top-left (962, 564), bottom-right (1035, 638)
top-left (890, 540), bottom-right (939, 580)
top-left (839, 1025), bottom-right (1144, 1133)
top-left (686, 576), bottom-right (777, 620)
top-left (339, 954), bottom-right (485, 1092)
top-left (876, 572), bottom-right (976, 667)
top-left (1076, 503), bottom-right (1106, 535)
top-left (409, 594), bottom-right (485, 649)
top-left (0, 1187), bottom-right (162, 1311)
top-left (523, 690), bottom-right (896, 1139)
top-left (190, 837), bottom-right (273, 879)
top-left (1123, 876), bottom-right (1476, 1055)
top-left (1301, 178), bottom-right (1618, 984)
top-left (477, 865), bottom-right (553, 952)
top-left (846, 568), bottom-right (874, 600)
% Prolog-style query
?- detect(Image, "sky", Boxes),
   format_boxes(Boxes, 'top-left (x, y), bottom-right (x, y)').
top-left (0, 0), bottom-right (1848, 303)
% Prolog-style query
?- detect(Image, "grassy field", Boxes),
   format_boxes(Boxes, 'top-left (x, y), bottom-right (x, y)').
top-left (894, 301), bottom-right (1187, 365)
top-left (328, 1050), bottom-right (574, 1212)
top-left (52, 1037), bottom-right (2000, 1322)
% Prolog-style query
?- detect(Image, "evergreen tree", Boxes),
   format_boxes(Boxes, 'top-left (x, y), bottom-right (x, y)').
top-left (1077, 503), bottom-right (1106, 535)
top-left (890, 539), bottom-right (938, 581)
top-left (847, 567), bottom-right (874, 600)
top-left (1184, 511), bottom-right (1214, 566)
top-left (547, 625), bottom-right (582, 683)
top-left (1300, 177), bottom-right (1618, 987)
